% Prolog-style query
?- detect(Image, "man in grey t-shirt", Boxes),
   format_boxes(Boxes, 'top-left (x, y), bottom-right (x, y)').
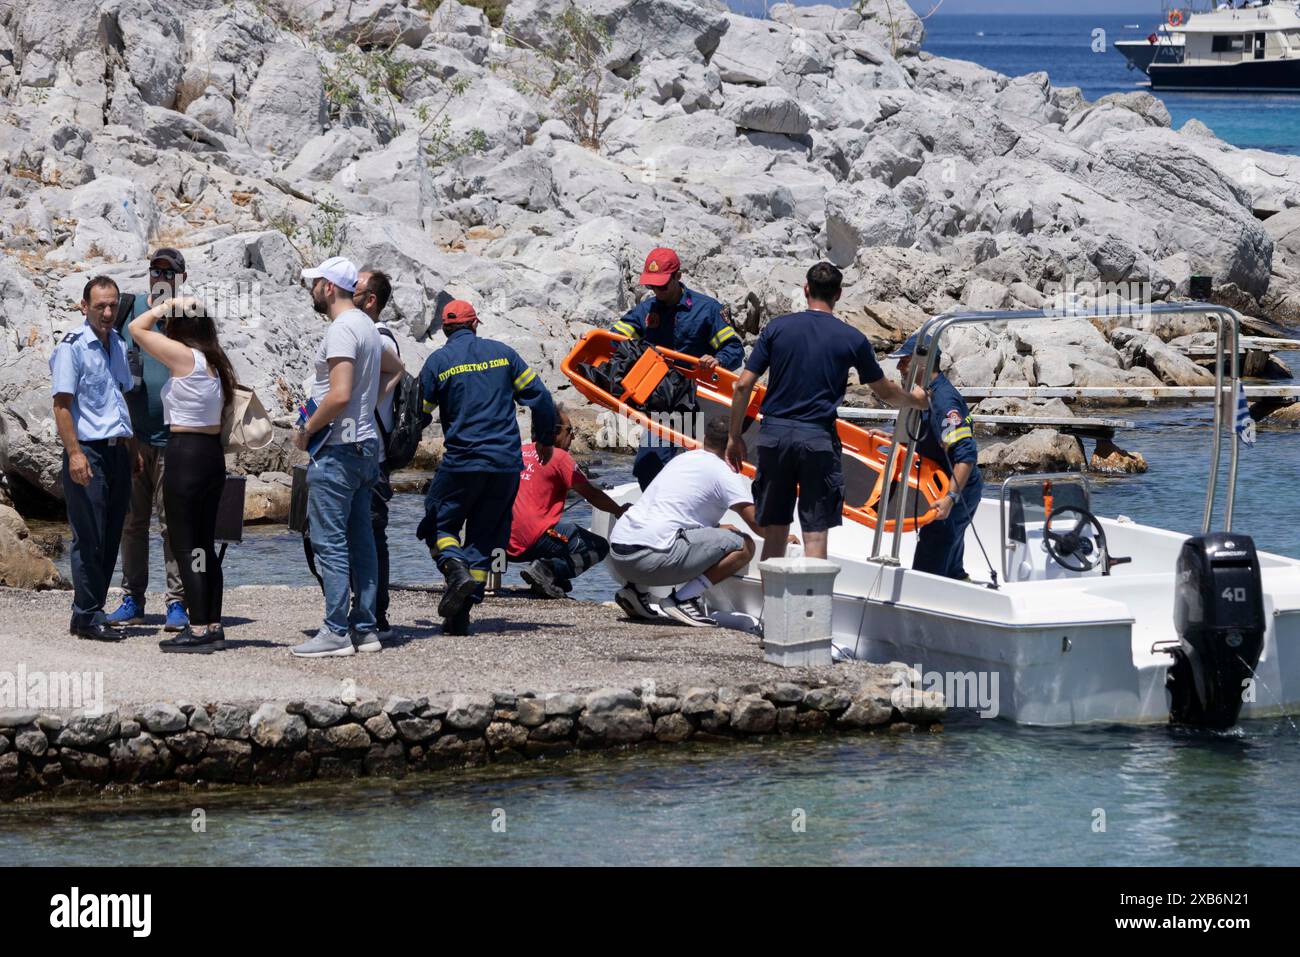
top-left (291, 256), bottom-right (384, 657)
top-left (310, 306), bottom-right (382, 447)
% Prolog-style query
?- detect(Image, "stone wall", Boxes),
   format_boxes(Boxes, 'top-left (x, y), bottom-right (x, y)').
top-left (0, 674), bottom-right (944, 801)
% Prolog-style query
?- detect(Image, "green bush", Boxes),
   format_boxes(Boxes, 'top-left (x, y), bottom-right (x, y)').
top-left (419, 0), bottom-right (510, 28)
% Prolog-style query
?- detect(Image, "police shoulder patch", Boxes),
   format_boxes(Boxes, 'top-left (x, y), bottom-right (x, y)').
top-left (61, 331), bottom-right (79, 344)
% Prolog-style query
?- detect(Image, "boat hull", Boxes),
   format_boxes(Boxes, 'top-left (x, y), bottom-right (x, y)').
top-left (1114, 40), bottom-right (1163, 72)
top-left (1149, 58), bottom-right (1300, 92)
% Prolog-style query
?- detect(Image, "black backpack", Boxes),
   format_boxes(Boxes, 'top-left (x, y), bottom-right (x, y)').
top-left (578, 338), bottom-right (699, 416)
top-left (377, 327), bottom-right (425, 472)
top-left (114, 294), bottom-right (138, 333)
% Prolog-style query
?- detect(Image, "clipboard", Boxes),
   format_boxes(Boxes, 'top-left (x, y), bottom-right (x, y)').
top-left (298, 398), bottom-right (333, 459)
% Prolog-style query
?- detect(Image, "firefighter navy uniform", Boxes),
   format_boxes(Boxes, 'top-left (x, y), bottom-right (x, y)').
top-left (611, 286), bottom-right (743, 488)
top-left (416, 327), bottom-right (557, 615)
top-left (912, 370), bottom-right (983, 580)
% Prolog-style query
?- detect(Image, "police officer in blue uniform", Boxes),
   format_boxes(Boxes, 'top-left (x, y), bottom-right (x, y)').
top-left (893, 333), bottom-right (984, 580)
top-left (417, 299), bottom-right (558, 635)
top-left (51, 276), bottom-right (139, 640)
top-left (612, 247), bottom-right (743, 489)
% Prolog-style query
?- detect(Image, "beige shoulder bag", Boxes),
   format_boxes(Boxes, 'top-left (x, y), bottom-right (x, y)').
top-left (221, 384), bottom-right (274, 453)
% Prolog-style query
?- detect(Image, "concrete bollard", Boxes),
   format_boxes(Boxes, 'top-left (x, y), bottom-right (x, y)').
top-left (757, 557), bottom-right (840, 668)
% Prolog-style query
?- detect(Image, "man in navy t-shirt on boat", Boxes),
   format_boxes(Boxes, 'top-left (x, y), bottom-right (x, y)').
top-left (725, 262), bottom-right (928, 561)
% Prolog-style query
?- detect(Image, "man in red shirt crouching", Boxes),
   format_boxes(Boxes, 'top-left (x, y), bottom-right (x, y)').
top-left (509, 405), bottom-right (629, 598)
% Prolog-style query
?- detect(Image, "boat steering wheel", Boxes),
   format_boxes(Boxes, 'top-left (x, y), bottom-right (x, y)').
top-left (1043, 506), bottom-right (1107, 573)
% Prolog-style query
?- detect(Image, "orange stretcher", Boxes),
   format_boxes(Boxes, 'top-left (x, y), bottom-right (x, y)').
top-left (560, 330), bottom-right (950, 532)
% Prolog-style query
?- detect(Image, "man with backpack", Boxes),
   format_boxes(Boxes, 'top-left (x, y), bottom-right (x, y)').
top-left (104, 248), bottom-right (189, 632)
top-left (353, 269), bottom-right (410, 639)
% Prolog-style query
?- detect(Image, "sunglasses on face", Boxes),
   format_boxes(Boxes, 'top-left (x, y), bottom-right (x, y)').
top-left (150, 268), bottom-right (177, 279)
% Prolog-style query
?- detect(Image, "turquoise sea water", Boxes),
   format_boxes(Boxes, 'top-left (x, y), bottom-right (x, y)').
top-left (924, 13), bottom-right (1300, 154)
top-left (4, 714), bottom-right (1299, 866)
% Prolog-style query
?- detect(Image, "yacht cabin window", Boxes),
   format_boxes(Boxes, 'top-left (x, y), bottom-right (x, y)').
top-left (1211, 35), bottom-right (1246, 54)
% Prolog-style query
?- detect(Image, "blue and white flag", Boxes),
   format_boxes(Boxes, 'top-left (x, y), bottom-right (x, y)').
top-left (1235, 381), bottom-right (1256, 446)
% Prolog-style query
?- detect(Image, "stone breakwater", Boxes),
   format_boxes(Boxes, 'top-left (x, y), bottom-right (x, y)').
top-left (0, 675), bottom-right (944, 801)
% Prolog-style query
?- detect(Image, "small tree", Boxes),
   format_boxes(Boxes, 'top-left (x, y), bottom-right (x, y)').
top-left (500, 4), bottom-right (626, 149)
top-left (855, 0), bottom-right (945, 58)
top-left (266, 193), bottom-right (346, 263)
top-left (416, 75), bottom-right (489, 169)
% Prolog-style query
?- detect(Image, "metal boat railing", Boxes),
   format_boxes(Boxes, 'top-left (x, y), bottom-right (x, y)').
top-left (868, 303), bottom-right (1242, 563)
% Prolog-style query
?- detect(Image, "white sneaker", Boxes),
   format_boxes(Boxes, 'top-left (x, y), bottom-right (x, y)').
top-left (351, 629), bottom-right (383, 654)
top-left (660, 593), bottom-right (717, 628)
top-left (615, 584), bottom-right (660, 621)
top-left (292, 627), bottom-right (356, 658)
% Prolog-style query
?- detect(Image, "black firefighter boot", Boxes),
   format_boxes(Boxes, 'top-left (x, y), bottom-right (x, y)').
top-left (442, 606), bottom-right (472, 636)
top-left (438, 558), bottom-right (478, 620)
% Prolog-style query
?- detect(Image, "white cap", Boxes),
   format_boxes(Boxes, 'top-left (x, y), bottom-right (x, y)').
top-left (301, 256), bottom-right (358, 293)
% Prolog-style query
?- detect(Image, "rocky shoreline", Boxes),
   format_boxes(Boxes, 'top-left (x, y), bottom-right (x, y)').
top-left (0, 675), bottom-right (943, 802)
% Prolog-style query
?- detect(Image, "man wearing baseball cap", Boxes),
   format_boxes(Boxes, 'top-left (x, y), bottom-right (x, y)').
top-left (415, 297), bottom-right (557, 635)
top-left (891, 331), bottom-right (983, 580)
top-left (612, 247), bottom-right (743, 489)
top-left (104, 247), bottom-right (191, 633)
top-left (291, 256), bottom-right (386, 657)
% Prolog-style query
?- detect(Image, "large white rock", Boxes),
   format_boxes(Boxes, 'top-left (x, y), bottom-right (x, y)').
top-left (721, 86), bottom-right (811, 135)
top-left (274, 0), bottom-right (430, 48)
top-left (711, 14), bottom-right (795, 85)
top-left (768, 3), bottom-right (862, 32)
top-left (507, 0), bottom-right (728, 72)
top-left (100, 0), bottom-right (185, 108)
top-left (236, 43), bottom-right (328, 160)
top-left (824, 181), bottom-right (916, 266)
top-left (184, 88), bottom-right (236, 135)
top-left (849, 0), bottom-right (925, 56)
top-left (285, 128), bottom-right (374, 182)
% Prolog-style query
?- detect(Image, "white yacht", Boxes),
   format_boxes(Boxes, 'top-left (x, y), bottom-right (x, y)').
top-left (1121, 1), bottom-right (1300, 91)
top-left (592, 304), bottom-right (1300, 729)
top-left (1114, 24), bottom-right (1185, 73)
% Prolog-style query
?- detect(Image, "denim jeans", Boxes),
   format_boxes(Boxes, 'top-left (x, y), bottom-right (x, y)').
top-left (301, 467), bottom-right (391, 627)
top-left (308, 441), bottom-right (380, 636)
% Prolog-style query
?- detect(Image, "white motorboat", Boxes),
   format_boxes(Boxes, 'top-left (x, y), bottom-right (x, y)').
top-left (592, 304), bottom-right (1300, 728)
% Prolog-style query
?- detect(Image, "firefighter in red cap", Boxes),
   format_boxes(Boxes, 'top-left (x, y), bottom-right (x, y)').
top-left (612, 247), bottom-right (744, 489)
top-left (416, 299), bottom-right (557, 635)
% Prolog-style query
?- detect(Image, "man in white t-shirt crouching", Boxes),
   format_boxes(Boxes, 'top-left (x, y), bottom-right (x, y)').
top-left (609, 417), bottom-right (769, 627)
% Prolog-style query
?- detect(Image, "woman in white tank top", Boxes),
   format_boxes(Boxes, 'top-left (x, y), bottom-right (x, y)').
top-left (130, 296), bottom-right (237, 654)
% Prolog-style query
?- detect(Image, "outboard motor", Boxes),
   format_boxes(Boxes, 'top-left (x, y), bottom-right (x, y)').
top-left (1166, 534), bottom-right (1266, 730)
